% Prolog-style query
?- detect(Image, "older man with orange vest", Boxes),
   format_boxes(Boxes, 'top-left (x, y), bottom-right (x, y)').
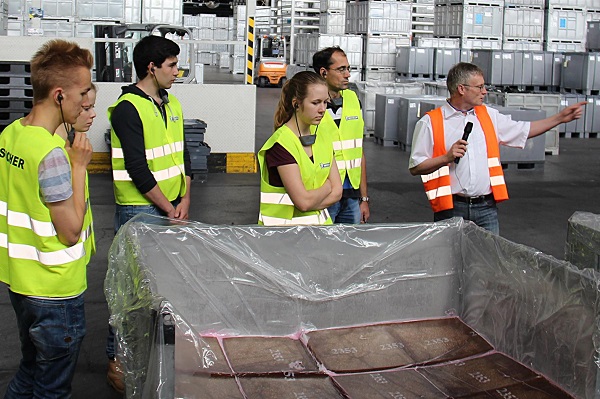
top-left (409, 62), bottom-right (585, 233)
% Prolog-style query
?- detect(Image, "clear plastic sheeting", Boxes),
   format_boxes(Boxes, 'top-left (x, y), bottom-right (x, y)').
top-left (105, 214), bottom-right (600, 398)
top-left (566, 211), bottom-right (600, 271)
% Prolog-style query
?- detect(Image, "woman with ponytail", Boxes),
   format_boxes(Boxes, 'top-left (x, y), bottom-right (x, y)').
top-left (257, 71), bottom-right (342, 226)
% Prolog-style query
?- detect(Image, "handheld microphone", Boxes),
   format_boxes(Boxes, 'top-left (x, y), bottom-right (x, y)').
top-left (455, 121), bottom-right (473, 164)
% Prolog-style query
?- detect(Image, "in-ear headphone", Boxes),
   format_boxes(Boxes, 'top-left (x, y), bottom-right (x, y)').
top-left (57, 92), bottom-right (63, 103)
top-left (294, 103), bottom-right (299, 109)
top-left (323, 72), bottom-right (327, 77)
top-left (151, 67), bottom-right (155, 73)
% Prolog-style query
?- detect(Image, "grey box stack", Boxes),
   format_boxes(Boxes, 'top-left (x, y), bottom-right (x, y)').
top-left (502, 2), bottom-right (544, 51)
top-left (396, 95), bottom-right (446, 151)
top-left (566, 211), bottom-right (600, 271)
top-left (433, 0), bottom-right (504, 50)
top-left (544, 1), bottom-right (587, 52)
top-left (561, 53), bottom-right (600, 95)
top-left (395, 47), bottom-right (434, 78)
top-left (488, 106), bottom-right (546, 167)
top-left (374, 94), bottom-right (404, 146)
top-left (471, 50), bottom-right (513, 87)
top-left (433, 48), bottom-right (461, 79)
top-left (485, 92), bottom-right (561, 155)
top-left (0, 61), bottom-right (32, 132)
top-left (184, 119), bottom-right (210, 180)
top-left (560, 94), bottom-right (587, 138)
top-left (584, 96), bottom-right (600, 138)
top-left (588, 21), bottom-right (600, 51)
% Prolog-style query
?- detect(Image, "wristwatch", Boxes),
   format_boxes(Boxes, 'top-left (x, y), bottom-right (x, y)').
top-left (360, 196), bottom-right (370, 203)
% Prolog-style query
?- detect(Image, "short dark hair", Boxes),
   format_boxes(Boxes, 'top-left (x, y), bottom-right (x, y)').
top-left (30, 40), bottom-right (93, 104)
top-left (447, 62), bottom-right (484, 95)
top-left (133, 35), bottom-right (180, 80)
top-left (312, 46), bottom-right (347, 74)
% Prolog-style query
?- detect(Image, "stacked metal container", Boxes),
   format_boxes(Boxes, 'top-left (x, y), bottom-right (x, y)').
top-left (396, 94), bottom-right (446, 151)
top-left (583, 96), bottom-right (600, 138)
top-left (231, 5), bottom-right (252, 74)
top-left (319, 0), bottom-right (345, 34)
top-left (0, 0), bottom-right (7, 35)
top-left (433, 0), bottom-right (504, 49)
top-left (395, 47), bottom-right (435, 79)
top-left (502, 0), bottom-right (544, 50)
top-left (559, 94), bottom-right (600, 139)
top-left (561, 53), bottom-right (600, 139)
top-left (561, 52), bottom-right (600, 95)
top-left (293, 32), bottom-right (363, 75)
top-left (411, 0), bottom-right (434, 39)
top-left (587, 20), bottom-right (600, 51)
top-left (123, 0), bottom-right (138, 23)
top-left (374, 93), bottom-right (446, 147)
top-left (274, 0), bottom-right (320, 63)
top-left (471, 49), bottom-right (560, 91)
top-left (0, 61), bottom-right (32, 132)
top-left (544, 0), bottom-right (587, 52)
top-left (8, 0), bottom-right (126, 36)
top-left (411, 37), bottom-right (464, 79)
top-left (345, 0), bottom-right (411, 82)
top-left (485, 91), bottom-right (561, 155)
top-left (353, 80), bottom-right (424, 133)
top-left (560, 94), bottom-right (587, 138)
top-left (185, 13), bottom-right (236, 71)
top-left (488, 106), bottom-right (546, 167)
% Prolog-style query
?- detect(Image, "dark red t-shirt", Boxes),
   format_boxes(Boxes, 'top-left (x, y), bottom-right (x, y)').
top-left (265, 143), bottom-right (296, 187)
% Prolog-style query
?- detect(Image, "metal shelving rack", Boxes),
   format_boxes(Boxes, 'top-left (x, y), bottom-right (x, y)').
top-left (271, 0), bottom-right (320, 64)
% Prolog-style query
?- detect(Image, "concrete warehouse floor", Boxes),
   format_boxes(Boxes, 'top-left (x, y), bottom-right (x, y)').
top-left (1, 81), bottom-right (600, 398)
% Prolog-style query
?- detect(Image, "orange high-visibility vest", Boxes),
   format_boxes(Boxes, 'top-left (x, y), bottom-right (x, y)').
top-left (422, 106), bottom-right (509, 212)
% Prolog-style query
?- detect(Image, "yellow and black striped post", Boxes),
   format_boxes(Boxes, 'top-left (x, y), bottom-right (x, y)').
top-left (246, 16), bottom-right (255, 85)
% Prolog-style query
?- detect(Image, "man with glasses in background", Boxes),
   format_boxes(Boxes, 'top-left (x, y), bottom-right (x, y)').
top-left (409, 62), bottom-right (585, 233)
top-left (312, 47), bottom-right (370, 224)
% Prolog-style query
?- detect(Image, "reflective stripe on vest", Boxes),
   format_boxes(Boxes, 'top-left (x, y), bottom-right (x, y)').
top-left (424, 106), bottom-right (509, 212)
top-left (313, 89), bottom-right (364, 189)
top-left (336, 157), bottom-right (362, 172)
top-left (422, 165), bottom-right (452, 201)
top-left (258, 209), bottom-right (331, 226)
top-left (111, 141), bottom-right (184, 161)
top-left (0, 224), bottom-right (92, 266)
top-left (112, 164), bottom-right (185, 182)
top-left (332, 137), bottom-right (363, 151)
top-left (260, 192), bottom-right (295, 206)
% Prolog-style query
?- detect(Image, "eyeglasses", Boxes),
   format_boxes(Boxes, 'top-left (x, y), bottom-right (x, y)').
top-left (328, 65), bottom-right (352, 74)
top-left (461, 84), bottom-right (488, 92)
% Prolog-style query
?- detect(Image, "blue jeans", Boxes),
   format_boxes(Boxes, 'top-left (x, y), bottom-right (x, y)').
top-left (5, 290), bottom-right (85, 399)
top-left (328, 197), bottom-right (361, 224)
top-left (107, 200), bottom-right (180, 359)
top-left (434, 196), bottom-right (499, 234)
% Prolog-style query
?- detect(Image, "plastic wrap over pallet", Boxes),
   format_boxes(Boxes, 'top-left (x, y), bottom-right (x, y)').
top-left (566, 211), bottom-right (600, 271)
top-left (105, 215), bottom-right (600, 398)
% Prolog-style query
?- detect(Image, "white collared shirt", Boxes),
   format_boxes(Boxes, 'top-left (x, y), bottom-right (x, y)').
top-left (409, 103), bottom-right (530, 197)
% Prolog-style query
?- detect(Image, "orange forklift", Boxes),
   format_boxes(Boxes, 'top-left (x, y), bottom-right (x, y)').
top-left (255, 34), bottom-right (288, 87)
